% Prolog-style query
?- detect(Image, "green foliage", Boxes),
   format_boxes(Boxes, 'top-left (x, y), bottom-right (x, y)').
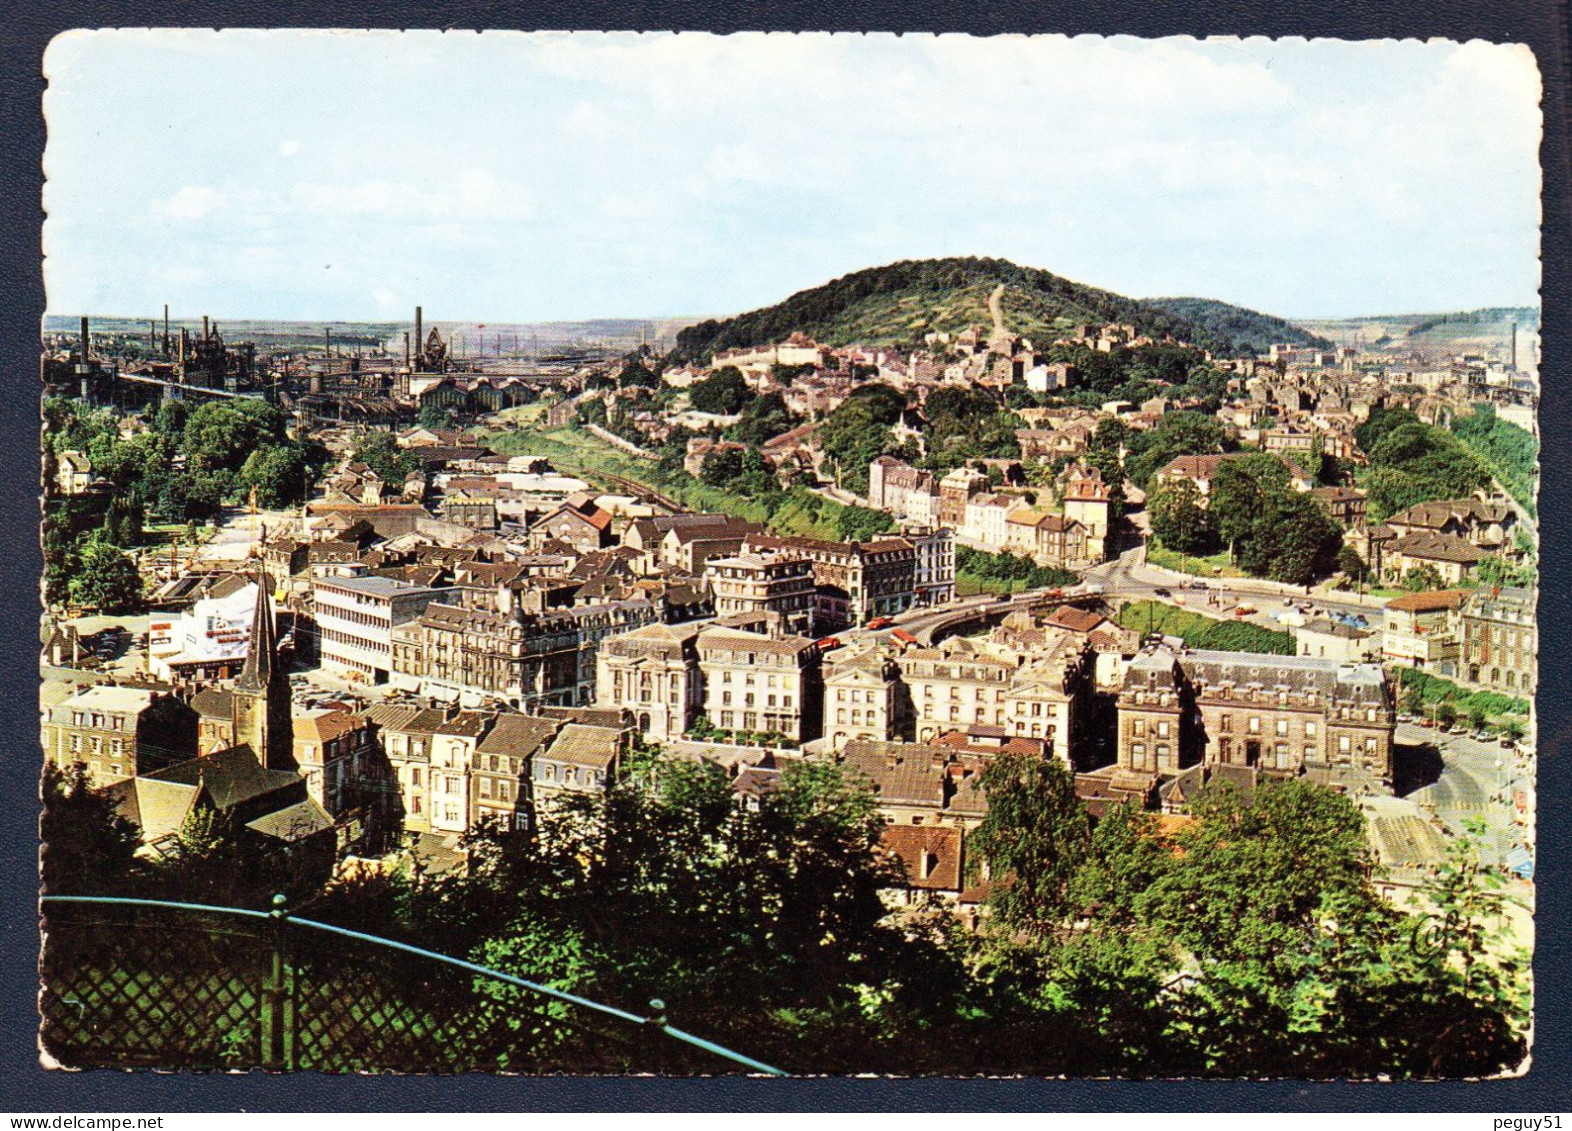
top-left (818, 383), bottom-right (906, 494)
top-left (688, 367), bottom-right (750, 415)
top-left (956, 546), bottom-right (1077, 595)
top-left (351, 430), bottom-right (420, 484)
top-left (970, 755), bottom-right (1091, 935)
top-left (1452, 406), bottom-right (1537, 517)
top-left (68, 536), bottom-right (142, 611)
top-left (1142, 296), bottom-right (1334, 353)
top-left (1402, 564), bottom-right (1446, 593)
top-left (1124, 411), bottom-right (1235, 489)
top-left (417, 402), bottom-right (456, 429)
top-left (40, 763), bottom-right (144, 895)
top-left (1209, 455), bottom-right (1343, 584)
top-left (1147, 479), bottom-right (1219, 555)
top-left (1476, 553), bottom-right (1536, 588)
top-left (918, 386), bottom-right (1021, 473)
top-left (1355, 408), bottom-right (1490, 522)
top-left (1115, 600), bottom-right (1295, 655)
top-left (674, 257), bottom-right (1256, 358)
top-left (725, 391), bottom-right (800, 447)
top-left (1395, 666), bottom-right (1529, 721)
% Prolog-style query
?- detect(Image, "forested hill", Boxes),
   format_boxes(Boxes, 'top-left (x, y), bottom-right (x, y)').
top-left (1141, 296), bottom-right (1335, 354)
top-left (674, 257), bottom-right (1265, 360)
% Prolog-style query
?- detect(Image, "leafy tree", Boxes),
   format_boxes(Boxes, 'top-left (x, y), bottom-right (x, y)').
top-left (1402, 564), bottom-right (1446, 593)
top-left (698, 447), bottom-right (745, 487)
top-left (417, 402), bottom-right (456, 429)
top-left (40, 763), bottom-right (144, 895)
top-left (969, 755), bottom-right (1091, 937)
top-left (68, 537), bottom-right (142, 611)
top-left (352, 430), bottom-right (419, 484)
top-left (726, 392), bottom-right (799, 447)
top-left (1124, 410), bottom-right (1234, 488)
top-left (240, 444), bottom-right (311, 509)
top-left (688, 367), bottom-right (750, 415)
top-left (1147, 479), bottom-right (1218, 555)
top-left (1209, 455), bottom-right (1341, 584)
top-left (818, 383), bottom-right (906, 494)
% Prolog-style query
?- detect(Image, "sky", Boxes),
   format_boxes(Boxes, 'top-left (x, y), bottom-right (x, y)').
top-left (42, 31), bottom-right (1544, 323)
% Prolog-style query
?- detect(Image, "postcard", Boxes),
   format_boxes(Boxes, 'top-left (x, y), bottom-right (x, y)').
top-left (38, 30), bottom-right (1540, 1077)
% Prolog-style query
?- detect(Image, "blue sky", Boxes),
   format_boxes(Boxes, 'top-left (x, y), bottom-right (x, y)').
top-left (43, 31), bottom-right (1543, 323)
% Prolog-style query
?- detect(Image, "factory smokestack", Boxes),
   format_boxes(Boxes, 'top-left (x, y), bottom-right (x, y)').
top-left (414, 306), bottom-right (423, 366)
top-left (163, 304), bottom-right (170, 357)
top-left (202, 315), bottom-right (210, 340)
top-left (403, 331), bottom-right (411, 368)
top-left (1510, 321), bottom-right (1517, 370)
top-left (79, 316), bottom-right (89, 361)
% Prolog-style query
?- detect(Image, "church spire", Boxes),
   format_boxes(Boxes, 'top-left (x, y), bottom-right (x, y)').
top-left (235, 566), bottom-right (277, 693)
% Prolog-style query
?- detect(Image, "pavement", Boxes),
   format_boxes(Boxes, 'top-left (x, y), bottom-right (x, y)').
top-left (1401, 721), bottom-right (1533, 872)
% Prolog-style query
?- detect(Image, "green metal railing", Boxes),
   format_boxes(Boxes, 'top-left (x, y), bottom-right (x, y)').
top-left (40, 893), bottom-right (788, 1076)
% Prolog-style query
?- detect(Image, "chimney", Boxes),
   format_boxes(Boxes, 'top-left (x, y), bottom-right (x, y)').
top-left (1510, 322), bottom-right (1517, 370)
top-left (403, 331), bottom-right (411, 368)
top-left (162, 304), bottom-right (171, 357)
top-left (202, 315), bottom-right (210, 340)
top-left (325, 327), bottom-right (332, 357)
top-left (79, 316), bottom-right (90, 361)
top-left (415, 306), bottom-right (423, 360)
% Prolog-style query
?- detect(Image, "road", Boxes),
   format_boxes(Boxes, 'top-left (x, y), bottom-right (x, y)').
top-left (1084, 547), bottom-right (1385, 632)
top-left (987, 284), bottom-right (1007, 341)
top-left (1403, 722), bottom-right (1532, 870)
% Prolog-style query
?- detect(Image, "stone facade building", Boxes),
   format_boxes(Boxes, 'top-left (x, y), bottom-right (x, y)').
top-left (696, 627), bottom-right (822, 742)
top-left (1117, 644), bottom-right (1396, 783)
top-left (595, 622), bottom-right (705, 742)
top-left (1460, 585), bottom-right (1536, 695)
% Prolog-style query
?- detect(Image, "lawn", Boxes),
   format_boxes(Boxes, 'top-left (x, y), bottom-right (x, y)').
top-left (1115, 599), bottom-right (1295, 655)
top-left (1146, 539), bottom-right (1243, 579)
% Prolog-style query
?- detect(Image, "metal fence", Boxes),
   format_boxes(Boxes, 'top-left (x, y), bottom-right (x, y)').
top-left (39, 895), bottom-right (786, 1075)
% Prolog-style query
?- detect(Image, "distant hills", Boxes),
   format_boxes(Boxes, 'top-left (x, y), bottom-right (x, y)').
top-left (673, 257), bottom-right (1339, 361)
top-left (1140, 296), bottom-right (1333, 353)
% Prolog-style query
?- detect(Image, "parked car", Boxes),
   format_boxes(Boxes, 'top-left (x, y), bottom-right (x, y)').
top-left (865, 617), bottom-right (895, 630)
top-left (1501, 737), bottom-right (1518, 749)
top-left (1153, 587), bottom-right (1172, 597)
top-left (815, 636), bottom-right (842, 651)
top-left (1187, 580), bottom-right (1210, 590)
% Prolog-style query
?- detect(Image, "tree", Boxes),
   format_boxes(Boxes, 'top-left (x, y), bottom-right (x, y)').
top-left (1403, 564), bottom-right (1446, 592)
top-left (417, 402), bottom-right (456, 429)
top-left (969, 755), bottom-right (1091, 937)
top-left (240, 444), bottom-right (310, 509)
top-left (40, 763), bottom-right (144, 895)
top-left (688, 367), bottom-right (750, 415)
top-left (68, 537), bottom-right (142, 611)
top-left (698, 447), bottom-right (745, 487)
top-left (352, 430), bottom-right (419, 484)
top-left (1124, 410), bottom-right (1234, 488)
top-left (1147, 479), bottom-right (1218, 556)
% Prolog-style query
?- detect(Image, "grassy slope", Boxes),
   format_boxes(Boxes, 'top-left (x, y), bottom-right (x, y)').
top-left (484, 420), bottom-right (884, 541)
top-left (1115, 599), bottom-right (1295, 655)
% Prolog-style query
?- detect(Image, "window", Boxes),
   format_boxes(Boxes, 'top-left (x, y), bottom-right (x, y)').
top-left (1220, 714), bottom-right (1233, 732)
top-left (1275, 718), bottom-right (1288, 737)
top-left (1248, 717), bottom-right (1261, 734)
top-left (1305, 722), bottom-right (1318, 738)
top-left (1132, 719), bottom-right (1146, 737)
top-left (1157, 720), bottom-right (1170, 739)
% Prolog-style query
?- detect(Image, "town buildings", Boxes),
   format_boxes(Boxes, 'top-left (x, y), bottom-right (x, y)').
top-left (313, 573), bottom-right (459, 683)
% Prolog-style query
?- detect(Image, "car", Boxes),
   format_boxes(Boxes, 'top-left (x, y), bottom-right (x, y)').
top-left (1187, 580), bottom-right (1210, 590)
top-left (1153, 587), bottom-right (1172, 597)
top-left (1501, 737), bottom-right (1518, 749)
top-left (1397, 713), bottom-right (1414, 723)
top-left (865, 617), bottom-right (895, 631)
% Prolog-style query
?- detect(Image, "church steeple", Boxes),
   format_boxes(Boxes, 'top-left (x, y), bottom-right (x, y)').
top-left (235, 566), bottom-right (277, 694)
top-left (231, 560), bottom-right (294, 771)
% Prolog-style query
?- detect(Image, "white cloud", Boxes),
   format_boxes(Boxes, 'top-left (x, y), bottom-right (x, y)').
top-left (288, 170), bottom-right (535, 223)
top-left (278, 139), bottom-right (299, 157)
top-left (151, 185), bottom-right (224, 220)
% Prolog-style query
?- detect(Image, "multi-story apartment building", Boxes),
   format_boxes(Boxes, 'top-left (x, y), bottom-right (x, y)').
top-left (473, 713), bottom-right (562, 830)
top-left (906, 526), bottom-right (956, 607)
top-left (1381, 589), bottom-right (1468, 673)
top-left (313, 574), bottom-right (457, 682)
top-left (938, 467), bottom-right (988, 529)
top-left (1116, 644), bottom-right (1395, 782)
top-left (696, 627), bottom-right (822, 742)
top-left (390, 597), bottom-right (658, 711)
top-left (292, 706), bottom-right (376, 817)
top-left (823, 646), bottom-right (904, 751)
top-left (703, 551), bottom-right (816, 637)
top-left (42, 684), bottom-right (196, 784)
top-left (595, 622), bottom-right (705, 742)
top-left (745, 533), bottom-right (916, 631)
top-left (897, 638), bottom-right (1016, 742)
top-left (1460, 585), bottom-right (1536, 695)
